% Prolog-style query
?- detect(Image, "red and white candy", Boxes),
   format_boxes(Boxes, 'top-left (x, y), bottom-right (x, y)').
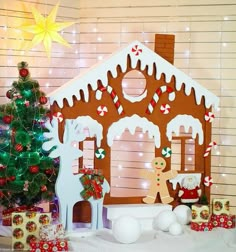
top-left (53, 112), bottom-right (63, 122)
top-left (97, 105), bottom-right (108, 116)
top-left (160, 104), bottom-right (171, 114)
top-left (204, 176), bottom-right (213, 187)
top-left (204, 141), bottom-right (217, 157)
top-left (205, 112), bottom-right (215, 122)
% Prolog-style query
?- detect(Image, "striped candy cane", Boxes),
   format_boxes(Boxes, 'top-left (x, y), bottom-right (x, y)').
top-left (146, 85), bottom-right (175, 114)
top-left (96, 84), bottom-right (124, 115)
top-left (204, 141), bottom-right (217, 157)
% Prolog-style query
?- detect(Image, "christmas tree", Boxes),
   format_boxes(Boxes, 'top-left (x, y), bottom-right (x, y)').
top-left (0, 62), bottom-right (58, 208)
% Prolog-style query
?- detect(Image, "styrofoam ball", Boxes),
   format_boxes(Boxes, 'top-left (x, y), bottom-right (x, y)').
top-left (112, 215), bottom-right (141, 244)
top-left (173, 205), bottom-right (192, 225)
top-left (169, 222), bottom-right (183, 236)
top-left (153, 210), bottom-right (177, 232)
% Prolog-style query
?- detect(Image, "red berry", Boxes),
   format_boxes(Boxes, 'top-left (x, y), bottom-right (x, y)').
top-left (19, 68), bottom-right (29, 77)
top-left (39, 96), bottom-right (48, 105)
top-left (40, 185), bottom-right (47, 192)
top-left (3, 115), bottom-right (12, 124)
top-left (0, 178), bottom-right (6, 186)
top-left (15, 144), bottom-right (23, 152)
top-left (29, 165), bottom-right (39, 174)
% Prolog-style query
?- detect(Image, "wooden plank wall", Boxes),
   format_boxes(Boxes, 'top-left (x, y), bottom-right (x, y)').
top-left (0, 0), bottom-right (236, 214)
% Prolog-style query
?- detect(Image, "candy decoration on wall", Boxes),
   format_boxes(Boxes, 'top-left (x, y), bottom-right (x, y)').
top-left (204, 141), bottom-right (217, 157)
top-left (162, 147), bottom-right (172, 158)
top-left (53, 112), bottom-right (63, 122)
top-left (131, 45), bottom-right (143, 56)
top-left (146, 86), bottom-right (175, 114)
top-left (204, 112), bottom-right (215, 123)
top-left (160, 104), bottom-right (171, 114)
top-left (95, 148), bottom-right (106, 159)
top-left (97, 105), bottom-right (108, 116)
top-left (204, 176), bottom-right (213, 187)
top-left (96, 85), bottom-right (124, 115)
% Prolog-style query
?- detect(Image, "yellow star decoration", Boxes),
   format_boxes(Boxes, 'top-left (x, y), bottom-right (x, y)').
top-left (18, 3), bottom-right (74, 57)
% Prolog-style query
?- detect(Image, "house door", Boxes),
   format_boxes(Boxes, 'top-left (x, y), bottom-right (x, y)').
top-left (110, 127), bottom-right (155, 199)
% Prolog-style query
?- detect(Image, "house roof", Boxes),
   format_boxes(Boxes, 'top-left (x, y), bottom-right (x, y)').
top-left (48, 40), bottom-right (219, 109)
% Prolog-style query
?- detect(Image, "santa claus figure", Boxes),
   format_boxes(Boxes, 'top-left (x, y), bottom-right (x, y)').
top-left (178, 175), bottom-right (201, 205)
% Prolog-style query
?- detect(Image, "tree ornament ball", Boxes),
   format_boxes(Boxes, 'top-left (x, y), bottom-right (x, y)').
top-left (39, 96), bottom-right (48, 105)
top-left (168, 222), bottom-right (183, 236)
top-left (3, 115), bottom-right (13, 124)
top-left (19, 68), bottom-right (29, 77)
top-left (173, 205), bottom-right (192, 225)
top-left (0, 178), bottom-right (6, 186)
top-left (29, 165), bottom-right (39, 174)
top-left (6, 90), bottom-right (13, 99)
top-left (15, 143), bottom-right (23, 152)
top-left (41, 185), bottom-right (47, 192)
top-left (112, 215), bottom-right (141, 244)
top-left (153, 210), bottom-right (177, 232)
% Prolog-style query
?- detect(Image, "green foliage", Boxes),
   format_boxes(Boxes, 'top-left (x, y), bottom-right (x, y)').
top-left (0, 62), bottom-right (58, 208)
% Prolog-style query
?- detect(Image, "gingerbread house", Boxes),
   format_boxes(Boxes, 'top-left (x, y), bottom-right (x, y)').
top-left (47, 34), bottom-right (219, 212)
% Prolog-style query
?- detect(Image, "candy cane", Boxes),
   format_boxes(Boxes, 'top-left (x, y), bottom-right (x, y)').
top-left (146, 85), bottom-right (175, 114)
top-left (96, 85), bottom-right (124, 115)
top-left (204, 141), bottom-right (217, 157)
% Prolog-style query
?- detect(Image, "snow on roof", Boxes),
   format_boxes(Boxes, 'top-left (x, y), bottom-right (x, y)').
top-left (48, 40), bottom-right (219, 109)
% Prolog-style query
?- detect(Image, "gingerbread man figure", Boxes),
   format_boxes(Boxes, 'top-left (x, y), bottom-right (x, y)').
top-left (141, 157), bottom-right (178, 204)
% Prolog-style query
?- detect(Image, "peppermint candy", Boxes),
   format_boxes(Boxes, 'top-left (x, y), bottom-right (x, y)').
top-left (161, 147), bottom-right (172, 158)
top-left (53, 112), bottom-right (63, 122)
top-left (160, 104), bottom-right (171, 114)
top-left (95, 148), bottom-right (106, 159)
top-left (204, 112), bottom-right (215, 122)
top-left (131, 45), bottom-right (142, 56)
top-left (204, 176), bottom-right (213, 187)
top-left (97, 105), bottom-right (108, 116)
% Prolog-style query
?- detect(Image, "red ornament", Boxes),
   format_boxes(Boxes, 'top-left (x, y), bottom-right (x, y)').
top-left (41, 185), bottom-right (47, 192)
top-left (19, 68), bottom-right (29, 78)
top-left (0, 178), bottom-right (6, 187)
top-left (29, 165), bottom-right (39, 174)
top-left (45, 169), bottom-right (53, 175)
top-left (39, 96), bottom-right (48, 105)
top-left (0, 164), bottom-right (6, 171)
top-left (8, 176), bottom-right (16, 182)
top-left (6, 90), bottom-right (13, 99)
top-left (3, 115), bottom-right (13, 124)
top-left (15, 143), bottom-right (23, 152)
top-left (0, 191), bottom-right (4, 198)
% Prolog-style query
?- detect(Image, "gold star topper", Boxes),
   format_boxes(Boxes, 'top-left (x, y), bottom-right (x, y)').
top-left (18, 3), bottom-right (74, 57)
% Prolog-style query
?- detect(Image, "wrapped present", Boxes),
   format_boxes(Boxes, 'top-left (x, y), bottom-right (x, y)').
top-left (210, 214), bottom-right (235, 229)
top-left (29, 239), bottom-right (68, 252)
top-left (2, 205), bottom-right (43, 226)
top-left (190, 221), bottom-right (213, 231)
top-left (39, 223), bottom-right (65, 241)
top-left (212, 198), bottom-right (230, 215)
top-left (191, 204), bottom-right (210, 223)
top-left (80, 173), bottom-right (104, 200)
top-left (12, 211), bottom-right (51, 251)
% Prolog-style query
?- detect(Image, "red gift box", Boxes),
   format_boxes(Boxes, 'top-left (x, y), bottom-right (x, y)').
top-left (210, 214), bottom-right (235, 229)
top-left (2, 206), bottom-right (43, 226)
top-left (29, 239), bottom-right (68, 252)
top-left (190, 221), bottom-right (213, 231)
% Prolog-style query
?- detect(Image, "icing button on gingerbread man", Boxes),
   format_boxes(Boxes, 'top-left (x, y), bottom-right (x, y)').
top-left (141, 157), bottom-right (178, 204)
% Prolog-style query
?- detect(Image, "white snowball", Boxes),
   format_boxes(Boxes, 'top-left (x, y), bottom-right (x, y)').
top-left (112, 215), bottom-right (141, 244)
top-left (173, 205), bottom-right (192, 225)
top-left (153, 210), bottom-right (177, 232)
top-left (169, 222), bottom-right (183, 236)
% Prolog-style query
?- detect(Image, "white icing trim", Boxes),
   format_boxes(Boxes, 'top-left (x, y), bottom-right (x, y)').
top-left (74, 116), bottom-right (103, 147)
top-left (123, 89), bottom-right (147, 103)
top-left (166, 114), bottom-right (204, 145)
top-left (107, 114), bottom-right (161, 147)
top-left (47, 41), bottom-right (219, 110)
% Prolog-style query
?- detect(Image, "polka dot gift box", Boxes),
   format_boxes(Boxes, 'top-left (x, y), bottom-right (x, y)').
top-left (210, 214), bottom-right (235, 229)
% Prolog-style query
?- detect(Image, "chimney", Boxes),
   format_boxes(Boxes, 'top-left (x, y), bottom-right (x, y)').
top-left (154, 34), bottom-right (175, 64)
